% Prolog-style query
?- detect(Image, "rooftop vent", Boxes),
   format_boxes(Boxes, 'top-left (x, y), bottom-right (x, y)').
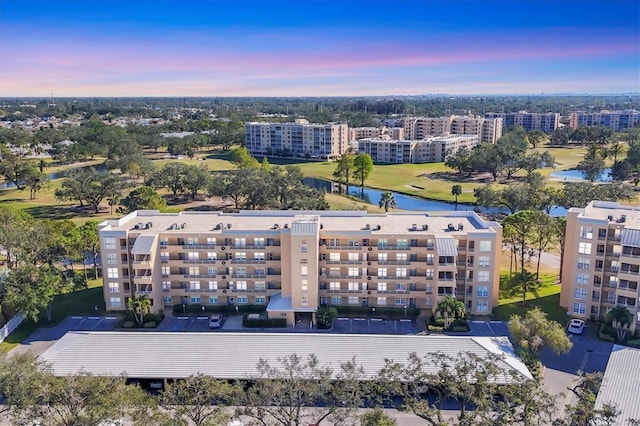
top-left (145, 222), bottom-right (153, 229)
top-left (618, 215), bottom-right (627, 223)
top-left (365, 224), bottom-right (371, 230)
top-left (180, 223), bottom-right (186, 229)
top-left (458, 223), bottom-right (464, 231)
top-left (283, 224), bottom-right (289, 229)
top-left (411, 224), bottom-right (418, 231)
top-left (422, 224), bottom-right (429, 231)
top-left (226, 223), bottom-right (232, 229)
top-left (273, 224), bottom-right (280, 229)
top-left (170, 223), bottom-right (179, 230)
top-left (215, 223), bottom-right (223, 230)
top-left (447, 224), bottom-right (456, 231)
top-left (134, 222), bottom-right (144, 230)
top-left (607, 215), bottom-right (613, 221)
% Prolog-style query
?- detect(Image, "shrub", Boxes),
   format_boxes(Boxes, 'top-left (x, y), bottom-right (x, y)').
top-left (434, 318), bottom-right (445, 327)
top-left (123, 321), bottom-right (135, 328)
top-left (333, 305), bottom-right (420, 318)
top-left (598, 326), bottom-right (616, 343)
top-left (144, 321), bottom-right (157, 328)
top-left (450, 325), bottom-right (470, 332)
top-left (317, 306), bottom-right (338, 329)
top-left (626, 339), bottom-right (640, 348)
top-left (242, 315), bottom-right (286, 328)
top-left (428, 325), bottom-right (444, 333)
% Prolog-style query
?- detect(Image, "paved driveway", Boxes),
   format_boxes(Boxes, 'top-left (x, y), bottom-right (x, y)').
top-left (332, 317), bottom-right (420, 335)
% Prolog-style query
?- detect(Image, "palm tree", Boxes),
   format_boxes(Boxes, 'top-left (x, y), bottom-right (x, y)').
top-left (451, 184), bottom-right (462, 207)
top-left (107, 193), bottom-right (121, 215)
top-left (606, 306), bottom-right (633, 341)
top-left (37, 159), bottom-right (49, 173)
top-left (379, 191), bottom-right (396, 212)
top-left (127, 295), bottom-right (152, 325)
top-left (436, 295), bottom-right (465, 329)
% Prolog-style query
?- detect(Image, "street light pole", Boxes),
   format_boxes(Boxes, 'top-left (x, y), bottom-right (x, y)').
top-left (404, 305), bottom-right (407, 318)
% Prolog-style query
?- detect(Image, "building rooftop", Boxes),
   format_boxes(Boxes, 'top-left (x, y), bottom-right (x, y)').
top-left (571, 201), bottom-right (640, 226)
top-left (595, 345), bottom-right (640, 425)
top-left (99, 210), bottom-right (500, 236)
top-left (39, 332), bottom-right (531, 382)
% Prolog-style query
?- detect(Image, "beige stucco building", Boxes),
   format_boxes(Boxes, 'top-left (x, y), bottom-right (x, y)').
top-left (561, 201), bottom-right (640, 332)
top-left (99, 210), bottom-right (502, 326)
top-left (244, 119), bottom-right (349, 159)
top-left (356, 134), bottom-right (480, 164)
top-left (403, 116), bottom-right (503, 144)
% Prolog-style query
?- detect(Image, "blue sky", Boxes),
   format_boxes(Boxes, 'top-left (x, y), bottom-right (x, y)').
top-left (1, 0), bottom-right (638, 96)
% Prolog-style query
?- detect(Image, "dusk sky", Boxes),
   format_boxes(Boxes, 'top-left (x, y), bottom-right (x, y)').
top-left (1, 0), bottom-right (638, 97)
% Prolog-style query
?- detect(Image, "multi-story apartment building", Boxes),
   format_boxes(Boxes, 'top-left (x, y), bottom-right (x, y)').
top-left (561, 201), bottom-right (640, 332)
top-left (349, 126), bottom-right (404, 142)
top-left (485, 111), bottom-right (560, 132)
top-left (356, 134), bottom-right (479, 164)
top-left (244, 119), bottom-right (349, 159)
top-left (569, 110), bottom-right (640, 132)
top-left (403, 116), bottom-right (502, 144)
top-left (99, 210), bottom-right (502, 326)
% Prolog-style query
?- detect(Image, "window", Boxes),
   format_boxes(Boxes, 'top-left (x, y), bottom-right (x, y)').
top-left (163, 296), bottom-right (172, 304)
top-left (578, 242), bottom-right (592, 255)
top-left (477, 285), bottom-right (489, 297)
top-left (396, 253), bottom-right (408, 262)
top-left (426, 268), bottom-right (434, 279)
top-left (110, 297), bottom-right (121, 308)
top-left (377, 282), bottom-right (387, 291)
top-left (577, 258), bottom-right (590, 270)
top-left (348, 252), bottom-right (359, 261)
top-left (209, 296), bottom-right (219, 304)
top-left (396, 268), bottom-right (407, 277)
top-left (348, 238), bottom-right (359, 247)
top-left (479, 241), bottom-right (492, 252)
top-left (348, 267), bottom-right (359, 277)
top-left (237, 296), bottom-right (248, 304)
top-left (254, 252), bottom-right (265, 261)
top-left (301, 295), bottom-right (309, 306)
top-left (162, 281), bottom-right (171, 291)
top-left (160, 238), bottom-right (168, 247)
top-left (234, 238), bottom-right (246, 248)
top-left (108, 282), bottom-right (119, 294)
top-left (236, 252), bottom-right (246, 261)
top-left (207, 237), bottom-right (216, 246)
top-left (378, 253), bottom-right (388, 261)
top-left (208, 267), bottom-right (216, 276)
top-left (395, 283), bottom-right (406, 291)
top-left (476, 300), bottom-right (488, 312)
top-left (378, 239), bottom-right (388, 248)
top-left (348, 282), bottom-right (359, 291)
top-left (377, 297), bottom-right (387, 305)
top-left (301, 265), bottom-right (308, 276)
top-left (576, 273), bottom-right (589, 285)
top-left (207, 252), bottom-right (217, 261)
top-left (348, 297), bottom-right (359, 305)
top-left (255, 296), bottom-right (266, 304)
top-left (329, 282), bottom-right (341, 291)
top-left (580, 226), bottom-right (593, 239)
top-left (189, 281), bottom-right (200, 290)
top-left (160, 252), bottom-right (169, 262)
top-left (426, 239), bottom-right (434, 249)
top-left (190, 296), bottom-right (201, 304)
top-left (189, 266), bottom-right (199, 276)
top-left (575, 288), bottom-right (587, 300)
top-left (107, 268), bottom-right (119, 279)
top-left (105, 253), bottom-right (117, 265)
top-left (477, 271), bottom-right (489, 282)
top-left (377, 268), bottom-right (387, 278)
top-left (397, 239), bottom-right (408, 248)
top-left (329, 252), bottom-right (340, 261)
top-left (609, 276), bottom-right (618, 287)
top-left (478, 256), bottom-right (490, 267)
top-left (426, 254), bottom-right (434, 265)
top-left (331, 296), bottom-right (341, 304)
top-left (425, 283), bottom-right (433, 294)
top-left (208, 281), bottom-right (218, 290)
top-left (104, 237), bottom-right (116, 250)
top-left (188, 252), bottom-right (199, 260)
top-left (573, 303), bottom-right (586, 315)
top-left (236, 281), bottom-right (247, 290)
top-left (395, 298), bottom-right (407, 306)
top-left (255, 281), bottom-right (266, 290)
top-left (254, 238), bottom-right (264, 248)
top-left (235, 267), bottom-right (247, 277)
top-left (301, 243), bottom-right (308, 253)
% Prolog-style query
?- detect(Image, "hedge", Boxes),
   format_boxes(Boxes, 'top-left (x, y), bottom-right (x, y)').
top-left (242, 315), bottom-right (286, 328)
top-left (144, 321), bottom-right (157, 328)
top-left (626, 339), bottom-right (640, 348)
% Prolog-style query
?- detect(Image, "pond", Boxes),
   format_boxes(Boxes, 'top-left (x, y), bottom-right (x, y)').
top-left (549, 168), bottom-right (612, 182)
top-left (0, 163), bottom-right (108, 190)
top-left (303, 178), bottom-right (568, 216)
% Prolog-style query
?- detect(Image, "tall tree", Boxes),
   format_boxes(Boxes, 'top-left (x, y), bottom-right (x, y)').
top-left (451, 184), bottom-right (462, 206)
top-left (332, 150), bottom-right (356, 194)
top-left (127, 294), bottom-right (152, 325)
top-left (508, 307), bottom-right (572, 355)
top-left (161, 374), bottom-right (241, 426)
top-left (436, 295), bottom-right (465, 329)
top-left (577, 144), bottom-right (606, 182)
top-left (353, 153), bottom-right (374, 195)
top-left (121, 186), bottom-right (168, 213)
top-left (378, 191), bottom-right (396, 213)
top-left (4, 264), bottom-right (67, 322)
top-left (605, 306), bottom-right (633, 341)
top-left (55, 168), bottom-right (125, 213)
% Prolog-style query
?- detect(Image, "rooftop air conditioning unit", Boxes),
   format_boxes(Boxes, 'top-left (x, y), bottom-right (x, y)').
top-left (411, 224), bottom-right (418, 231)
top-left (227, 224), bottom-right (232, 229)
top-left (458, 223), bottom-right (464, 231)
top-left (422, 225), bottom-right (429, 231)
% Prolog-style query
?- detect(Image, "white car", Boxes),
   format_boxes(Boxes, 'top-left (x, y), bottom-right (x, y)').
top-left (209, 314), bottom-right (224, 329)
top-left (567, 319), bottom-right (585, 335)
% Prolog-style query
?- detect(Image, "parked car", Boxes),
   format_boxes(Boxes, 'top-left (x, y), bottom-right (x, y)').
top-left (567, 318), bottom-right (586, 335)
top-left (209, 314), bottom-right (224, 329)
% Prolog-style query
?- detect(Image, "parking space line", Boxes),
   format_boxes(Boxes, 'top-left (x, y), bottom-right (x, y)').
top-left (71, 316), bottom-right (84, 319)
top-left (490, 321), bottom-right (502, 324)
top-left (400, 319), bottom-right (411, 322)
top-left (88, 316), bottom-right (100, 320)
top-left (105, 317), bottom-right (117, 320)
top-left (371, 318), bottom-right (383, 321)
top-left (176, 317), bottom-right (188, 320)
top-left (337, 318), bottom-right (349, 321)
top-left (472, 320), bottom-right (485, 323)
top-left (354, 318), bottom-right (366, 321)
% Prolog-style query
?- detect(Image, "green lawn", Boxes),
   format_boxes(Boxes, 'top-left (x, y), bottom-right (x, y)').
top-left (493, 293), bottom-right (568, 325)
top-left (0, 277), bottom-right (106, 352)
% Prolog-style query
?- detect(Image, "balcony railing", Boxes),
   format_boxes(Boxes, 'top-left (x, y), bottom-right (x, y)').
top-left (377, 246), bottom-right (411, 251)
top-left (183, 274), bottom-right (217, 279)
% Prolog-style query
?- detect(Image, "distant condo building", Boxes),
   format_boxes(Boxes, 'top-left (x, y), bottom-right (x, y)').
top-left (560, 201), bottom-right (640, 332)
top-left (403, 116), bottom-right (502, 144)
top-left (569, 110), bottom-right (640, 132)
top-left (349, 126), bottom-right (404, 141)
top-left (98, 210), bottom-right (502, 326)
top-left (357, 135), bottom-right (480, 164)
top-left (484, 111), bottom-right (560, 132)
top-left (244, 119), bottom-right (349, 159)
